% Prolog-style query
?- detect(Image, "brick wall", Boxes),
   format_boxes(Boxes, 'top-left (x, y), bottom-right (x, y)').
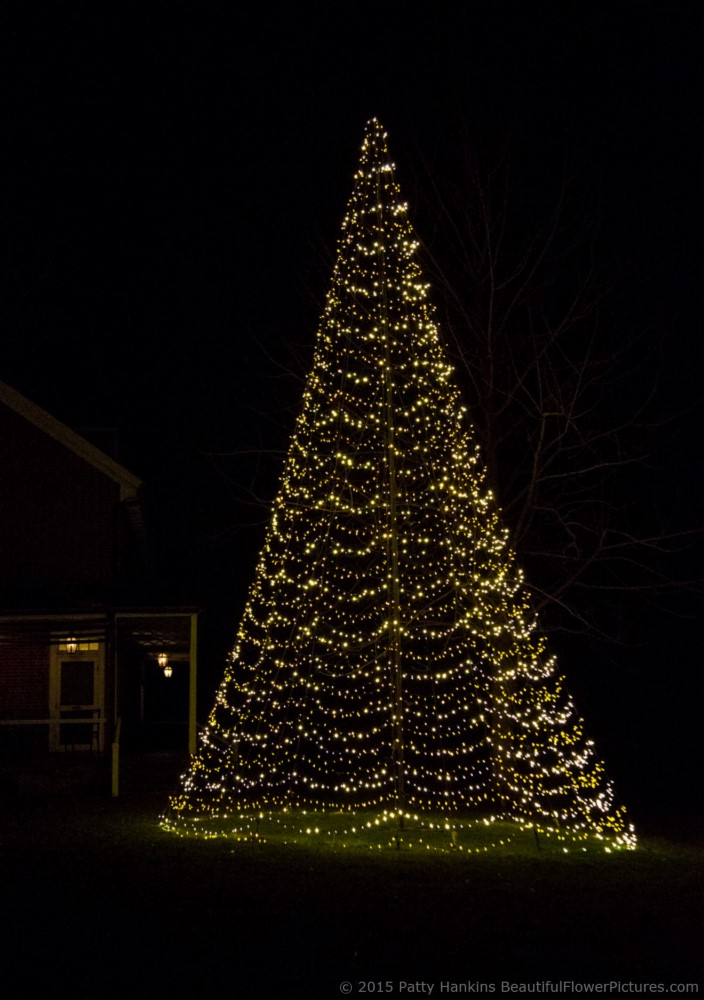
top-left (0, 640), bottom-right (48, 719)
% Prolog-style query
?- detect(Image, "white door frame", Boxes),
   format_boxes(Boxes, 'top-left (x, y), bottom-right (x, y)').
top-left (49, 640), bottom-right (105, 752)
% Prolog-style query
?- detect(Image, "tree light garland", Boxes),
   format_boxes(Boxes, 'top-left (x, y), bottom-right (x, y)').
top-left (162, 119), bottom-right (635, 852)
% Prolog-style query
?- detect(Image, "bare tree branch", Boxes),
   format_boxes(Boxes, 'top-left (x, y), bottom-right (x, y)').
top-left (411, 135), bottom-right (700, 643)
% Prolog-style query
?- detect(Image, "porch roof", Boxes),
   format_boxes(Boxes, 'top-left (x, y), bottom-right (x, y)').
top-left (0, 607), bottom-right (198, 660)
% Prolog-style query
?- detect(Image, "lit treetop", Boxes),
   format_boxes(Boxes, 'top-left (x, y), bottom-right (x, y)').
top-left (166, 119), bottom-right (635, 851)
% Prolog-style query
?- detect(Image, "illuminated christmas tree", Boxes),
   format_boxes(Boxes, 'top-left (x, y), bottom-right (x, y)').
top-left (164, 119), bottom-right (635, 851)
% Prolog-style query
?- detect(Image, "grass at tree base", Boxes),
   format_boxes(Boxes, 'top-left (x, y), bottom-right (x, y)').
top-left (2, 795), bottom-right (701, 995)
top-left (160, 807), bottom-right (633, 854)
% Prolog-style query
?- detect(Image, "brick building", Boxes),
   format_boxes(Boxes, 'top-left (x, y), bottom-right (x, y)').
top-left (0, 379), bottom-right (197, 794)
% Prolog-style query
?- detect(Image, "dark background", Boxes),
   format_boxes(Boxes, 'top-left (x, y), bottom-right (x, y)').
top-left (1, 2), bottom-right (701, 826)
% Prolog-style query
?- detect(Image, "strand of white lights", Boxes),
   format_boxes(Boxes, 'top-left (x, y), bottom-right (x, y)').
top-left (164, 119), bottom-right (635, 853)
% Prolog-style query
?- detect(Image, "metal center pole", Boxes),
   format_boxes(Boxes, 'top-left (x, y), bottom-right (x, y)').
top-left (376, 170), bottom-right (405, 831)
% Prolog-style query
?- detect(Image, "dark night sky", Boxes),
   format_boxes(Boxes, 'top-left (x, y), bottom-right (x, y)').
top-left (1, 3), bottom-right (702, 816)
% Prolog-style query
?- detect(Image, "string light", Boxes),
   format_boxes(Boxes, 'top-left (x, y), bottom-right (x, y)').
top-left (162, 119), bottom-right (635, 852)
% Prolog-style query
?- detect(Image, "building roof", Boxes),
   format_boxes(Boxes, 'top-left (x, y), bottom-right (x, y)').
top-left (0, 379), bottom-right (142, 501)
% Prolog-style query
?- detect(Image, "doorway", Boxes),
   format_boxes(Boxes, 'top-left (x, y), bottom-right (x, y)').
top-left (49, 642), bottom-right (105, 751)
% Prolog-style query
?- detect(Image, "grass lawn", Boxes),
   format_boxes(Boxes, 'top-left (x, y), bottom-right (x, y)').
top-left (1, 793), bottom-right (702, 999)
